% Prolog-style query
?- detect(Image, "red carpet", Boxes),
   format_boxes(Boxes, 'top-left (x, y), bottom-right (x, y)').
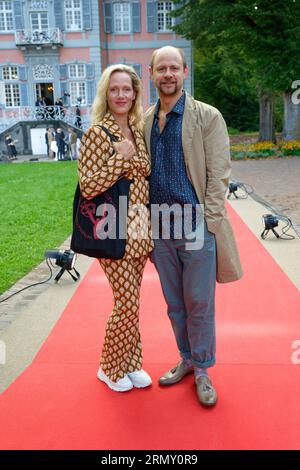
top-left (0, 205), bottom-right (300, 450)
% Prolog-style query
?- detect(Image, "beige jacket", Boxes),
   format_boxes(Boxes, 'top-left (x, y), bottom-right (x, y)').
top-left (144, 93), bottom-right (243, 283)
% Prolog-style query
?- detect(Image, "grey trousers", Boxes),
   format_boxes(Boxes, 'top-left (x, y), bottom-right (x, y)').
top-left (151, 222), bottom-right (217, 369)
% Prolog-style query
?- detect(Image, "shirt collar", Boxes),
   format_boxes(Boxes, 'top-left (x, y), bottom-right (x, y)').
top-left (154, 91), bottom-right (185, 117)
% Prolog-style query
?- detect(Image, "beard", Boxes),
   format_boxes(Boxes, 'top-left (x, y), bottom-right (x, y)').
top-left (157, 81), bottom-right (180, 96)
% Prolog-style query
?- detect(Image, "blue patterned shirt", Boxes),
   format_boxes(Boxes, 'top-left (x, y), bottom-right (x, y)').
top-left (150, 92), bottom-right (200, 238)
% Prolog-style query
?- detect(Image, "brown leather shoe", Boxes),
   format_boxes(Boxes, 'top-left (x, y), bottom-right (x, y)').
top-left (159, 361), bottom-right (194, 386)
top-left (195, 375), bottom-right (218, 406)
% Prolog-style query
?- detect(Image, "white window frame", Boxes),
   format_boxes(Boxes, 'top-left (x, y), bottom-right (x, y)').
top-left (30, 12), bottom-right (49, 32)
top-left (0, 1), bottom-right (13, 32)
top-left (113, 2), bottom-right (131, 34)
top-left (69, 63), bottom-right (86, 79)
top-left (65, 0), bottom-right (82, 31)
top-left (157, 1), bottom-right (174, 32)
top-left (2, 65), bottom-right (18, 80)
top-left (4, 83), bottom-right (20, 107)
top-left (70, 81), bottom-right (86, 106)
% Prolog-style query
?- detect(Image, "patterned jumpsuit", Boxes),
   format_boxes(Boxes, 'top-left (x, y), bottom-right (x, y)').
top-left (78, 113), bottom-right (153, 382)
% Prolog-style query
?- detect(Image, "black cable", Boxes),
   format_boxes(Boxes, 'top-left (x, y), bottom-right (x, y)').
top-left (227, 181), bottom-right (254, 199)
top-left (0, 258), bottom-right (53, 304)
top-left (261, 215), bottom-right (295, 240)
top-left (230, 177), bottom-right (300, 239)
top-left (276, 215), bottom-right (297, 240)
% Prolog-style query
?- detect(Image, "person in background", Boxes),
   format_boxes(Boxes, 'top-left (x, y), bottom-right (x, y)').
top-left (5, 134), bottom-right (18, 160)
top-left (67, 127), bottom-right (78, 160)
top-left (55, 97), bottom-right (64, 118)
top-left (55, 128), bottom-right (65, 161)
top-left (75, 105), bottom-right (82, 128)
top-left (45, 127), bottom-right (49, 156)
top-left (48, 127), bottom-right (56, 159)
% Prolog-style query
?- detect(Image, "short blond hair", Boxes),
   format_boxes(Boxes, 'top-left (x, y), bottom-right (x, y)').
top-left (91, 64), bottom-right (143, 130)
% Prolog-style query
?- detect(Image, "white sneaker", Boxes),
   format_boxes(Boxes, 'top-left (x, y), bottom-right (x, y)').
top-left (97, 368), bottom-right (133, 392)
top-left (128, 369), bottom-right (152, 388)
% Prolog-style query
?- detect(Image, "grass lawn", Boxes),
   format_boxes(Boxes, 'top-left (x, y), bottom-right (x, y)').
top-left (0, 161), bottom-right (78, 294)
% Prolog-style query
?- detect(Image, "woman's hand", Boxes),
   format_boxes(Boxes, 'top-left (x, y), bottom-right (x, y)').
top-left (113, 139), bottom-right (135, 161)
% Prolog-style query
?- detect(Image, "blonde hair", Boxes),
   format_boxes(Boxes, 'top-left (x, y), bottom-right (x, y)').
top-left (91, 64), bottom-right (144, 130)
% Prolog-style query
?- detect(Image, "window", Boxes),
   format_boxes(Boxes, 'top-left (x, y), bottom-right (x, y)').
top-left (0, 1), bottom-right (13, 31)
top-left (3, 66), bottom-right (18, 80)
top-left (69, 64), bottom-right (86, 79)
top-left (114, 3), bottom-right (130, 33)
top-left (157, 1), bottom-right (174, 32)
top-left (2, 66), bottom-right (20, 107)
top-left (65, 0), bottom-right (82, 31)
top-left (30, 12), bottom-right (49, 31)
top-left (70, 81), bottom-right (86, 105)
top-left (4, 83), bottom-right (20, 107)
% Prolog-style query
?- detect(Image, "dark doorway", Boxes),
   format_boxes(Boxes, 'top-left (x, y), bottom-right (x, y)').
top-left (36, 83), bottom-right (54, 106)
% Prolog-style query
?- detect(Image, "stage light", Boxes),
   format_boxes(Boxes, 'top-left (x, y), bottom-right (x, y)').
top-left (227, 181), bottom-right (254, 199)
top-left (261, 214), bottom-right (279, 239)
top-left (45, 249), bottom-right (80, 283)
top-left (228, 182), bottom-right (239, 199)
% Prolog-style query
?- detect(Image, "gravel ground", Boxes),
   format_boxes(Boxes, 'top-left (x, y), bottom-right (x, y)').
top-left (231, 156), bottom-right (300, 226)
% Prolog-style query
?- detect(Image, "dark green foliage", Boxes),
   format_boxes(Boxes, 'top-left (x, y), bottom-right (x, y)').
top-left (172, 0), bottom-right (300, 131)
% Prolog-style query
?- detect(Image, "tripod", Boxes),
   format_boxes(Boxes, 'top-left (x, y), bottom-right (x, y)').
top-left (54, 267), bottom-right (80, 283)
top-left (261, 227), bottom-right (280, 240)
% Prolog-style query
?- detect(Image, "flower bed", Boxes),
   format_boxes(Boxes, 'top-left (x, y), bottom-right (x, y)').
top-left (231, 141), bottom-right (300, 159)
top-left (278, 140), bottom-right (300, 156)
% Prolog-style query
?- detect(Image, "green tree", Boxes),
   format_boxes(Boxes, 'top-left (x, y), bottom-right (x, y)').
top-left (193, 47), bottom-right (259, 132)
top-left (173, 0), bottom-right (300, 141)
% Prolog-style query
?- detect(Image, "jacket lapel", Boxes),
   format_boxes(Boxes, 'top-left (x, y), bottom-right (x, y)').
top-left (130, 118), bottom-right (147, 157)
top-left (144, 107), bottom-right (156, 153)
top-left (182, 93), bottom-right (198, 165)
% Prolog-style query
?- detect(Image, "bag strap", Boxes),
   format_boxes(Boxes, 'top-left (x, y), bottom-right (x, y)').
top-left (97, 125), bottom-right (119, 143)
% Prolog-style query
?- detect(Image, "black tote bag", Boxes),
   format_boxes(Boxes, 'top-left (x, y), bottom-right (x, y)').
top-left (70, 126), bottom-right (132, 259)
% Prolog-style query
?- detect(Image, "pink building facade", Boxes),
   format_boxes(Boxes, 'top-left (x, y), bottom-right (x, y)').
top-left (0, 1), bottom-right (192, 121)
top-left (100, 1), bottom-right (193, 109)
top-left (0, 0), bottom-right (100, 121)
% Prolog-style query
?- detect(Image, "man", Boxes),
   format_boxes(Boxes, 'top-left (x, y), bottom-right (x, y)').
top-left (5, 134), bottom-right (18, 160)
top-left (55, 128), bottom-right (65, 161)
top-left (67, 127), bottom-right (78, 160)
top-left (144, 46), bottom-right (243, 407)
top-left (48, 127), bottom-right (56, 159)
top-left (75, 105), bottom-right (82, 128)
top-left (45, 127), bottom-right (49, 156)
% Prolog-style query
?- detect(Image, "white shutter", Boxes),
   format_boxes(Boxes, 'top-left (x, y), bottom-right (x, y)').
top-left (0, 82), bottom-right (5, 107)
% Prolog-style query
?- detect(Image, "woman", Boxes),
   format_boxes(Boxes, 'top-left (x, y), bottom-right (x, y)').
top-left (78, 65), bottom-right (153, 392)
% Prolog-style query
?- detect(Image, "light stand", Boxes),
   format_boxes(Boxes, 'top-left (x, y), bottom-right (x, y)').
top-left (45, 249), bottom-right (80, 283)
top-left (227, 182), bottom-right (239, 199)
top-left (261, 214), bottom-right (280, 239)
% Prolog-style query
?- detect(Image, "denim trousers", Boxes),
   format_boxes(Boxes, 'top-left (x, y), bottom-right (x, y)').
top-left (151, 222), bottom-right (217, 369)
